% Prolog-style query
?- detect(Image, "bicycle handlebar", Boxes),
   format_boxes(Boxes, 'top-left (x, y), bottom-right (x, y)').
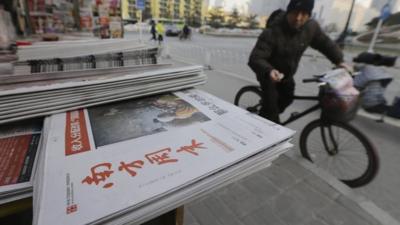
top-left (302, 78), bottom-right (321, 83)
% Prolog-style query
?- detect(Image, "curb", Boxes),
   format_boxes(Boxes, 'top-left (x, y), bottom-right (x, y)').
top-left (358, 109), bottom-right (400, 128)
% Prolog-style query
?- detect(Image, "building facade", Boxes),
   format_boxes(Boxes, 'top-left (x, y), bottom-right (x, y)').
top-left (123, 0), bottom-right (206, 25)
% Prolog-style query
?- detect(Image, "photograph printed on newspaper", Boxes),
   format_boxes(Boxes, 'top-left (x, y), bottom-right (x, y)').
top-left (35, 89), bottom-right (294, 225)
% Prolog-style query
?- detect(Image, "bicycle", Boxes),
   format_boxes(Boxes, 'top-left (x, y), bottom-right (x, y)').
top-left (179, 31), bottom-right (192, 41)
top-left (234, 70), bottom-right (379, 188)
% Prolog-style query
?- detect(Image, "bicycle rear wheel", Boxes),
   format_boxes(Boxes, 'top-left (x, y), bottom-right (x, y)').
top-left (234, 86), bottom-right (262, 114)
top-left (300, 119), bottom-right (379, 188)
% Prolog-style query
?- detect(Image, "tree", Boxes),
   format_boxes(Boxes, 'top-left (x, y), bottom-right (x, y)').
top-left (227, 7), bottom-right (241, 28)
top-left (246, 14), bottom-right (259, 29)
top-left (188, 15), bottom-right (202, 27)
top-left (208, 7), bottom-right (225, 28)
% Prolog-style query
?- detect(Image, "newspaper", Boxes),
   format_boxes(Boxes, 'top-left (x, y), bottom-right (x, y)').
top-left (1, 64), bottom-right (169, 84)
top-left (0, 119), bottom-right (43, 204)
top-left (0, 66), bottom-right (203, 95)
top-left (0, 66), bottom-right (206, 124)
top-left (0, 74), bottom-right (199, 110)
top-left (34, 89), bottom-right (294, 225)
top-left (0, 73), bottom-right (206, 113)
top-left (0, 79), bottom-right (207, 124)
top-left (0, 77), bottom-right (207, 124)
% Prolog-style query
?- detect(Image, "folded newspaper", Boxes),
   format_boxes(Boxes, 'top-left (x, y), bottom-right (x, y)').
top-left (0, 66), bottom-right (206, 124)
top-left (0, 119), bottom-right (43, 205)
top-left (34, 89), bottom-right (295, 225)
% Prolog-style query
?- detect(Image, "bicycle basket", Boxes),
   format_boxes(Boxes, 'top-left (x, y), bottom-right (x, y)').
top-left (319, 69), bottom-right (360, 122)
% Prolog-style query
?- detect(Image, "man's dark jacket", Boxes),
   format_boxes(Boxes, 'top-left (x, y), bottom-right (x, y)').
top-left (248, 13), bottom-right (343, 83)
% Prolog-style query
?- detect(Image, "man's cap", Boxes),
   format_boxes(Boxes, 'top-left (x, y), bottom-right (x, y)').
top-left (287, 0), bottom-right (315, 15)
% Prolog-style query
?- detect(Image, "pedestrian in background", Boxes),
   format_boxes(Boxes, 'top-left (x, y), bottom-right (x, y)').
top-left (181, 24), bottom-right (191, 40)
top-left (150, 20), bottom-right (157, 41)
top-left (156, 22), bottom-right (165, 45)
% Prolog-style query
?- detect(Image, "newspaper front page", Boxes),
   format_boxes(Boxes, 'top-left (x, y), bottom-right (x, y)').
top-left (35, 89), bottom-right (294, 225)
top-left (0, 119), bottom-right (43, 200)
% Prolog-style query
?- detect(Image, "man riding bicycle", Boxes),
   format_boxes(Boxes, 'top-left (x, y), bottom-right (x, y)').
top-left (180, 24), bottom-right (191, 40)
top-left (248, 0), bottom-right (351, 123)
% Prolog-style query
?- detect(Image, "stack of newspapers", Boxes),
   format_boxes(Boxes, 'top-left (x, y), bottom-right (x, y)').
top-left (14, 43), bottom-right (159, 75)
top-left (0, 119), bottom-right (43, 204)
top-left (0, 65), bottom-right (206, 124)
top-left (33, 89), bottom-right (295, 225)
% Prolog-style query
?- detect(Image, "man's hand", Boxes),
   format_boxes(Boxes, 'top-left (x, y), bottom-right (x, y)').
top-left (270, 69), bottom-right (284, 82)
top-left (337, 62), bottom-right (354, 74)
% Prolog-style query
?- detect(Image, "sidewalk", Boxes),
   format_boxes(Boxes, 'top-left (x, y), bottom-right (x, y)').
top-left (184, 155), bottom-right (399, 225)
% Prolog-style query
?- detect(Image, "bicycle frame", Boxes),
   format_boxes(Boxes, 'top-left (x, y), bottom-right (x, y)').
top-left (281, 95), bottom-right (341, 155)
top-left (281, 95), bottom-right (321, 126)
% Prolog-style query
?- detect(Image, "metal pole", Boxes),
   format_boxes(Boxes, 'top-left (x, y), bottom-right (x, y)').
top-left (336, 0), bottom-right (356, 48)
top-left (368, 19), bottom-right (384, 53)
top-left (368, 0), bottom-right (392, 53)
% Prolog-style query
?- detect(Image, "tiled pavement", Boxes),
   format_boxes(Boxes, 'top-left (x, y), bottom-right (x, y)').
top-left (183, 155), bottom-right (399, 225)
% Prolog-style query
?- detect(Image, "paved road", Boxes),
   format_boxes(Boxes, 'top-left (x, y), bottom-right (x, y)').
top-left (143, 32), bottom-right (400, 221)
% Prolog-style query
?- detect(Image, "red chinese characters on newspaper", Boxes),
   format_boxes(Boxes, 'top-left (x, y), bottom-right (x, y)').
top-left (145, 148), bottom-right (178, 165)
top-left (119, 160), bottom-right (144, 177)
top-left (65, 110), bottom-right (91, 156)
top-left (82, 163), bottom-right (115, 189)
top-left (176, 139), bottom-right (206, 156)
top-left (66, 204), bottom-right (78, 215)
top-left (81, 139), bottom-right (206, 189)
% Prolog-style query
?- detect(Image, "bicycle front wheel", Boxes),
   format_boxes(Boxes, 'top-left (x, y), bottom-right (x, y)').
top-left (234, 86), bottom-right (262, 114)
top-left (300, 119), bottom-right (379, 188)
